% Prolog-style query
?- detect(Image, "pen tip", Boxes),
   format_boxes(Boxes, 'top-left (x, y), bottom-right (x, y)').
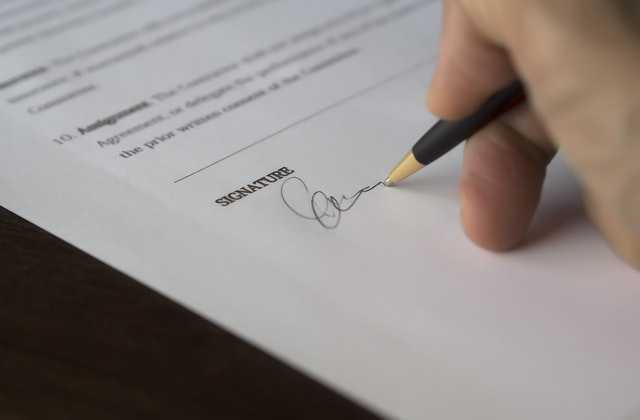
top-left (383, 178), bottom-right (395, 187)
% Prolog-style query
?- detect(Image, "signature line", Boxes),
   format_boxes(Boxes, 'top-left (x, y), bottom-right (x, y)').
top-left (172, 61), bottom-right (428, 184)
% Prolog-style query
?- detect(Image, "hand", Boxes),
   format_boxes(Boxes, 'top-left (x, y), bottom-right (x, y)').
top-left (428, 0), bottom-right (640, 268)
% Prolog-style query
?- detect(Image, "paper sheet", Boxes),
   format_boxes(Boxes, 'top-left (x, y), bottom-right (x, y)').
top-left (1, 1), bottom-right (639, 418)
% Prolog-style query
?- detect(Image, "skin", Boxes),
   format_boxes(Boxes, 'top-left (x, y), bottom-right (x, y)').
top-left (427, 0), bottom-right (640, 268)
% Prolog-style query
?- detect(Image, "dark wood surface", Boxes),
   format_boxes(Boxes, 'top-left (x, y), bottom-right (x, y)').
top-left (0, 206), bottom-right (380, 420)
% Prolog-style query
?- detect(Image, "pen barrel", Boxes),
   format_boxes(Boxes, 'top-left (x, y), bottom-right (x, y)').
top-left (412, 80), bottom-right (525, 166)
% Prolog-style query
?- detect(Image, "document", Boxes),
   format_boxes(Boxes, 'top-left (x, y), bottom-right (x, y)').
top-left (1, 1), bottom-right (639, 419)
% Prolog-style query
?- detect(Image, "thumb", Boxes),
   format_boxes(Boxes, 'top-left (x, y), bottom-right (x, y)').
top-left (427, 0), bottom-right (516, 119)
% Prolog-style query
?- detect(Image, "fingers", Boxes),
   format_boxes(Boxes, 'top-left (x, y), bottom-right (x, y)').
top-left (429, 0), bottom-right (556, 252)
top-left (460, 108), bottom-right (554, 251)
top-left (429, 1), bottom-right (553, 251)
top-left (427, 0), bottom-right (516, 120)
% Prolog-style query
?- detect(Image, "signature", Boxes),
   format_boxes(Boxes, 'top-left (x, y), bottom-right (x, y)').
top-left (280, 176), bottom-right (384, 229)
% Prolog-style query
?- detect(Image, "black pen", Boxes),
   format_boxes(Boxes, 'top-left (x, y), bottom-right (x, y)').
top-left (384, 80), bottom-right (526, 186)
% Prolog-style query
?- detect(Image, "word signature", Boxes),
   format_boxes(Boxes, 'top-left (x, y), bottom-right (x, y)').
top-left (280, 176), bottom-right (384, 229)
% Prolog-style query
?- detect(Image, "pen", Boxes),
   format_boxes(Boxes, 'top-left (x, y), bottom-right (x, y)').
top-left (384, 80), bottom-right (526, 186)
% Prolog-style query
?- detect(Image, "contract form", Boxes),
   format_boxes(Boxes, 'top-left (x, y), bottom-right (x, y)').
top-left (0, 1), bottom-right (639, 419)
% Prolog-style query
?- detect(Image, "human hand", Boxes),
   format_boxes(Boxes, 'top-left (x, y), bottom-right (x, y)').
top-left (428, 0), bottom-right (640, 268)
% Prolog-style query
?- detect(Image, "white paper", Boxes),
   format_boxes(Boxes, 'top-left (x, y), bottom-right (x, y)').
top-left (0, 1), bottom-right (639, 419)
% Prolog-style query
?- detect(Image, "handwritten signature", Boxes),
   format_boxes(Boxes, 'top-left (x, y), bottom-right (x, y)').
top-left (280, 176), bottom-right (384, 229)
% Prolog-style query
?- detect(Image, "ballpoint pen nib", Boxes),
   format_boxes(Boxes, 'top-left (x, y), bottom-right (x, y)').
top-left (384, 153), bottom-right (424, 187)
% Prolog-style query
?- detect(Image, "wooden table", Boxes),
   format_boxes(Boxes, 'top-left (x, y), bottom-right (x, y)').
top-left (0, 206), bottom-right (379, 420)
